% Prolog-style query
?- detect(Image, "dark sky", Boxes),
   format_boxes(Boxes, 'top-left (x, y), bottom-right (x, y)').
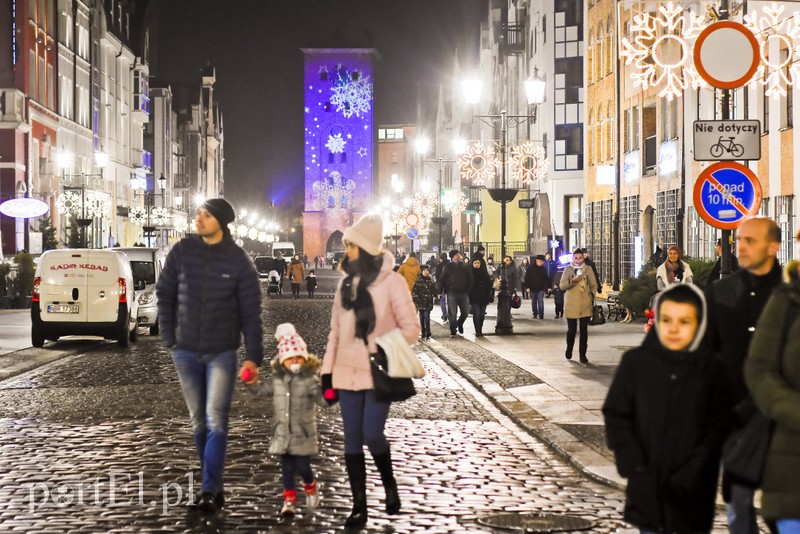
top-left (152, 0), bottom-right (483, 211)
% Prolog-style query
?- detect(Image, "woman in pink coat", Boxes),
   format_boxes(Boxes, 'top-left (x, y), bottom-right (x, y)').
top-left (320, 213), bottom-right (420, 527)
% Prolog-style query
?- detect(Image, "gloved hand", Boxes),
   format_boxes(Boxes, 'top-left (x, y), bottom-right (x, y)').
top-left (321, 373), bottom-right (338, 405)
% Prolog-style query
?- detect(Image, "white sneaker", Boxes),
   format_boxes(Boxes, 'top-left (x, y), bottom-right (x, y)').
top-left (304, 481), bottom-right (321, 509)
top-left (281, 499), bottom-right (295, 516)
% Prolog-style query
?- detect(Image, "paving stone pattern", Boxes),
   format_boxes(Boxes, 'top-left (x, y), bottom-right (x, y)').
top-left (0, 298), bottom-right (652, 532)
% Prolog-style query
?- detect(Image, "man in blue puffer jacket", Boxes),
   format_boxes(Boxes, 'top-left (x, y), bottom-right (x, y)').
top-left (157, 198), bottom-right (263, 514)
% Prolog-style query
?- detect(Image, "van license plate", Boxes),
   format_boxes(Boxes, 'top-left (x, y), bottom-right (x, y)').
top-left (47, 304), bottom-right (80, 314)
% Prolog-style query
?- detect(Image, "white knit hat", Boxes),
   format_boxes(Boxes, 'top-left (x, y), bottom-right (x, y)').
top-left (342, 213), bottom-right (384, 256)
top-left (275, 323), bottom-right (308, 362)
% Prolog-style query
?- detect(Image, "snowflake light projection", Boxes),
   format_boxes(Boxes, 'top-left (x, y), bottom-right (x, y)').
top-left (619, 2), bottom-right (707, 100)
top-left (329, 65), bottom-right (372, 119)
top-left (458, 142), bottom-right (498, 185)
top-left (412, 189), bottom-right (438, 229)
top-left (325, 133), bottom-right (347, 154)
top-left (744, 3), bottom-right (800, 99)
top-left (55, 191), bottom-right (81, 215)
top-left (441, 189), bottom-right (469, 215)
top-left (312, 171), bottom-right (356, 215)
top-left (510, 141), bottom-right (550, 185)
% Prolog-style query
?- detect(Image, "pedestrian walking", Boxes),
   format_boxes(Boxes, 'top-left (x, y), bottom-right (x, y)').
top-left (494, 255), bottom-right (519, 294)
top-left (560, 248), bottom-right (598, 363)
top-left (705, 216), bottom-right (783, 534)
top-left (485, 256), bottom-right (496, 278)
top-left (582, 249), bottom-right (603, 294)
top-left (248, 323), bottom-right (328, 517)
top-left (412, 265), bottom-right (437, 340)
top-left (437, 249), bottom-right (473, 337)
top-left (517, 259), bottom-right (529, 298)
top-left (435, 252), bottom-right (450, 322)
top-left (314, 255), bottom-right (319, 269)
top-left (156, 198), bottom-right (263, 514)
top-left (320, 213), bottom-right (420, 527)
top-left (656, 245), bottom-right (694, 290)
top-left (288, 254), bottom-right (305, 299)
top-left (305, 270), bottom-right (318, 299)
top-left (396, 252), bottom-right (421, 293)
top-left (544, 252), bottom-right (558, 281)
top-left (302, 254), bottom-right (309, 269)
top-left (524, 255), bottom-right (550, 319)
top-left (552, 274), bottom-right (565, 318)
top-left (603, 284), bottom-right (727, 534)
top-left (468, 256), bottom-right (492, 336)
top-left (745, 252), bottom-right (800, 534)
top-left (709, 237), bottom-right (740, 282)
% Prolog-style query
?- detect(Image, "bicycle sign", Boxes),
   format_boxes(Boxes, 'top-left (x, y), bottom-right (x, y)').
top-left (693, 120), bottom-right (760, 161)
top-left (693, 161), bottom-right (763, 230)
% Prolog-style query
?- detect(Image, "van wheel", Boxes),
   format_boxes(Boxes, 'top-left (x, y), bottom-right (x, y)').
top-left (118, 318), bottom-right (131, 348)
top-left (149, 322), bottom-right (159, 336)
top-left (32, 324), bottom-right (46, 348)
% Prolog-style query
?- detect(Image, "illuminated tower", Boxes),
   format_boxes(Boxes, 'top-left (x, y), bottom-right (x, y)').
top-left (302, 49), bottom-right (375, 260)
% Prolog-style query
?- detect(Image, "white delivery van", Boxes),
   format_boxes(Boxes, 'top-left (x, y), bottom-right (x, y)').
top-left (31, 249), bottom-right (141, 348)
top-left (116, 247), bottom-right (166, 335)
top-left (272, 242), bottom-right (295, 264)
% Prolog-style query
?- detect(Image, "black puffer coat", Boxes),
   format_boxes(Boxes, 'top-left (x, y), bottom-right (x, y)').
top-left (469, 263), bottom-right (493, 306)
top-left (412, 274), bottom-right (437, 311)
top-left (603, 285), bottom-right (728, 533)
top-left (156, 234), bottom-right (264, 365)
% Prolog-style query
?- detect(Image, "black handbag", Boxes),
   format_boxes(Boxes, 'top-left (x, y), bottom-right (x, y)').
top-left (510, 292), bottom-right (522, 309)
top-left (722, 408), bottom-right (774, 487)
top-left (370, 348), bottom-right (416, 403)
top-left (589, 304), bottom-right (606, 326)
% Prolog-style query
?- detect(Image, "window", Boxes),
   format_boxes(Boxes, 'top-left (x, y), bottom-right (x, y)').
top-left (620, 195), bottom-right (640, 280)
top-left (555, 124), bottom-right (583, 170)
top-left (656, 189), bottom-right (679, 249)
top-left (625, 106), bottom-right (640, 151)
top-left (775, 196), bottom-right (794, 267)
top-left (565, 195), bottom-right (583, 252)
top-left (28, 51), bottom-right (36, 97)
top-left (782, 49), bottom-right (793, 128)
top-left (377, 128), bottom-right (403, 140)
top-left (38, 56), bottom-right (45, 104)
top-left (763, 82), bottom-right (769, 134)
top-left (47, 64), bottom-right (54, 109)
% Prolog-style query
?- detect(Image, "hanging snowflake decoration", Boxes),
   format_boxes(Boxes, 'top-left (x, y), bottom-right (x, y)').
top-left (510, 141), bottom-right (550, 186)
top-left (389, 205), bottom-right (409, 232)
top-left (329, 65), bottom-right (372, 119)
top-left (129, 207), bottom-right (147, 225)
top-left (441, 189), bottom-right (469, 215)
top-left (619, 1), bottom-right (707, 100)
top-left (312, 171), bottom-right (356, 216)
top-left (412, 189), bottom-right (438, 229)
top-left (84, 191), bottom-right (110, 219)
top-left (744, 3), bottom-right (800, 99)
top-left (151, 207), bottom-right (170, 227)
top-left (325, 133), bottom-right (347, 154)
top-left (55, 191), bottom-right (82, 215)
top-left (458, 142), bottom-right (498, 185)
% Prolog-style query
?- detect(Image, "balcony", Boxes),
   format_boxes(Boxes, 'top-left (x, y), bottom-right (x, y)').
top-left (500, 24), bottom-right (526, 55)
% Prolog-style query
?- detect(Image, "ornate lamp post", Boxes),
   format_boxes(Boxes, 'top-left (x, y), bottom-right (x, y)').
top-left (55, 147), bottom-right (109, 248)
top-left (416, 137), bottom-right (455, 255)
top-left (461, 68), bottom-right (546, 335)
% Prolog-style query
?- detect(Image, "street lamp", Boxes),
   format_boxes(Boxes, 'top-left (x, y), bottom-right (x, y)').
top-left (416, 138), bottom-right (455, 255)
top-left (55, 147), bottom-right (108, 248)
top-left (462, 67), bottom-right (546, 335)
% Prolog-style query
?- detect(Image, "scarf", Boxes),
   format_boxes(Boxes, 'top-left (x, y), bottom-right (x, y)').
top-left (664, 260), bottom-right (684, 284)
top-left (340, 256), bottom-right (381, 344)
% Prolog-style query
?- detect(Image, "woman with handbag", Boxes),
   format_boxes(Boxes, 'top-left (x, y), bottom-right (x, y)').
top-left (469, 256), bottom-right (492, 336)
top-left (320, 213), bottom-right (420, 527)
top-left (560, 248), bottom-right (598, 363)
top-left (745, 257), bottom-right (800, 533)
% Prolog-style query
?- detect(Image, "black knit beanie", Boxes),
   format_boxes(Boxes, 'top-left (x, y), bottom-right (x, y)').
top-left (201, 199), bottom-right (235, 234)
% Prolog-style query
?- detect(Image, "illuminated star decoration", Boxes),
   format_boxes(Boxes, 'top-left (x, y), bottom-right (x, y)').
top-left (325, 133), bottom-right (347, 154)
top-left (510, 141), bottom-right (550, 185)
top-left (441, 188), bottom-right (469, 215)
top-left (412, 189), bottom-right (438, 230)
top-left (312, 171), bottom-right (356, 216)
top-left (357, 147), bottom-right (368, 157)
top-left (744, 3), bottom-right (800, 99)
top-left (329, 65), bottom-right (372, 119)
top-left (619, 1), bottom-right (707, 100)
top-left (458, 142), bottom-right (498, 186)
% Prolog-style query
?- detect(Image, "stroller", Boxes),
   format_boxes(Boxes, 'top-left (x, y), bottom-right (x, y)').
top-left (266, 270), bottom-right (283, 296)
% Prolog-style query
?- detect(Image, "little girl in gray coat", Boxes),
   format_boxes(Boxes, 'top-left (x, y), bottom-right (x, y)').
top-left (252, 323), bottom-right (328, 517)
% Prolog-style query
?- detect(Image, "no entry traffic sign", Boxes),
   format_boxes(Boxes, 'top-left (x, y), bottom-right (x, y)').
top-left (694, 21), bottom-right (760, 89)
top-left (693, 161), bottom-right (762, 230)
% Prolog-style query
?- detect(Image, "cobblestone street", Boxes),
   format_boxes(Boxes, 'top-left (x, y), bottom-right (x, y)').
top-left (0, 295), bottom-right (660, 532)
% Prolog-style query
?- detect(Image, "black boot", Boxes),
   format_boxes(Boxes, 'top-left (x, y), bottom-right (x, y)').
top-left (371, 449), bottom-right (400, 515)
top-left (344, 453), bottom-right (368, 526)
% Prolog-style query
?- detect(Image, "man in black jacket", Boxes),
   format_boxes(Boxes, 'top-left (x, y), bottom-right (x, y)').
top-left (525, 255), bottom-right (551, 319)
top-left (705, 217), bottom-right (782, 534)
top-left (437, 249), bottom-right (473, 337)
top-left (709, 237), bottom-right (740, 282)
top-left (157, 198), bottom-right (264, 514)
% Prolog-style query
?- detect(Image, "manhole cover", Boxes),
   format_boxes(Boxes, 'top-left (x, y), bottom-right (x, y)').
top-left (476, 512), bottom-right (597, 532)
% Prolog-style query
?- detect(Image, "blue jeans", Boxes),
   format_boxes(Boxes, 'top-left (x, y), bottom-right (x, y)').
top-left (439, 291), bottom-right (448, 320)
top-left (530, 290), bottom-right (545, 317)
top-left (726, 482), bottom-right (758, 534)
top-left (171, 349), bottom-right (237, 495)
top-left (471, 302), bottom-right (486, 334)
top-left (446, 292), bottom-right (470, 334)
top-left (418, 309), bottom-right (431, 336)
top-left (338, 389), bottom-right (391, 455)
top-left (281, 454), bottom-right (314, 490)
top-left (778, 520), bottom-right (800, 533)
